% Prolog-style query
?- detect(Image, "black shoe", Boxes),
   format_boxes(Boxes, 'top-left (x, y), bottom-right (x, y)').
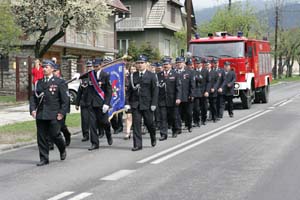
top-left (81, 136), bottom-right (89, 142)
top-left (88, 144), bottom-right (99, 151)
top-left (188, 128), bottom-right (193, 133)
top-left (113, 127), bottom-right (123, 134)
top-left (131, 146), bottom-right (142, 151)
top-left (229, 114), bottom-right (234, 118)
top-left (159, 135), bottom-right (167, 141)
top-left (201, 121), bottom-right (206, 126)
top-left (213, 119), bottom-right (217, 123)
top-left (151, 139), bottom-right (157, 147)
top-left (207, 118), bottom-right (212, 121)
top-left (172, 133), bottom-right (177, 138)
top-left (177, 130), bottom-right (182, 135)
top-left (60, 150), bottom-right (67, 161)
top-left (36, 160), bottom-right (49, 166)
top-left (98, 133), bottom-right (104, 138)
top-left (123, 134), bottom-right (131, 140)
top-left (216, 118), bottom-right (220, 121)
top-left (107, 136), bottom-right (113, 146)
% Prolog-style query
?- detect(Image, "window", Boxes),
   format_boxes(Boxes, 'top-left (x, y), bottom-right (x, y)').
top-left (0, 55), bottom-right (9, 71)
top-left (258, 53), bottom-right (272, 74)
top-left (118, 6), bottom-right (131, 19)
top-left (164, 39), bottom-right (170, 56)
top-left (118, 39), bottom-right (130, 55)
top-left (171, 6), bottom-right (176, 23)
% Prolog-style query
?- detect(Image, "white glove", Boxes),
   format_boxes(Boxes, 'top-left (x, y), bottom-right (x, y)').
top-left (151, 105), bottom-right (156, 111)
top-left (102, 104), bottom-right (109, 113)
top-left (124, 105), bottom-right (131, 111)
top-left (72, 73), bottom-right (81, 80)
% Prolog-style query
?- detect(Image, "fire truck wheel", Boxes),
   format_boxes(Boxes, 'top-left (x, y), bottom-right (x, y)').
top-left (241, 90), bottom-right (252, 109)
top-left (261, 85), bottom-right (269, 103)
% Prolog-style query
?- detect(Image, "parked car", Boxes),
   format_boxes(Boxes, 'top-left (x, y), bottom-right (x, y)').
top-left (68, 80), bottom-right (80, 105)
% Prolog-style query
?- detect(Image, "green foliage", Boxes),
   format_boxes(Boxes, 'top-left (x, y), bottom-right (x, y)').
top-left (0, 2), bottom-right (22, 55)
top-left (199, 2), bottom-right (266, 38)
top-left (173, 27), bottom-right (187, 54)
top-left (127, 41), bottom-right (161, 62)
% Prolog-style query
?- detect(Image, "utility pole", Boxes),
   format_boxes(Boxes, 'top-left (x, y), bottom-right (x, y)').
top-left (274, 5), bottom-right (279, 79)
top-left (228, 0), bottom-right (232, 11)
top-left (186, 0), bottom-right (192, 51)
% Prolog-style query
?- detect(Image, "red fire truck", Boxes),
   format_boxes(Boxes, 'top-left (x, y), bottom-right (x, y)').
top-left (189, 32), bottom-right (272, 109)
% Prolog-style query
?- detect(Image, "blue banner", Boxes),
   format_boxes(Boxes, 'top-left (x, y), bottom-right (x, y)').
top-left (102, 61), bottom-right (126, 119)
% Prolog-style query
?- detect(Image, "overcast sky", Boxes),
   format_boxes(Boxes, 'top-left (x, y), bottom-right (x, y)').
top-left (180, 0), bottom-right (244, 10)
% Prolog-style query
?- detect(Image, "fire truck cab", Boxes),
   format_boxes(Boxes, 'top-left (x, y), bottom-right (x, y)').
top-left (189, 32), bottom-right (272, 109)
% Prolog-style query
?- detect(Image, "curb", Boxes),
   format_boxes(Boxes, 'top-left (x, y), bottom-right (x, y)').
top-left (0, 130), bottom-right (82, 153)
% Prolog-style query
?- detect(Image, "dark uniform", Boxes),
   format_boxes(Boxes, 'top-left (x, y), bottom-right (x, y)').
top-left (214, 60), bottom-right (226, 119)
top-left (75, 61), bottom-right (93, 141)
top-left (81, 58), bottom-right (113, 150)
top-left (208, 67), bottom-right (220, 122)
top-left (176, 57), bottom-right (195, 132)
top-left (222, 61), bottom-right (236, 117)
top-left (126, 55), bottom-right (158, 151)
top-left (193, 58), bottom-right (210, 126)
top-left (157, 58), bottom-right (182, 140)
top-left (29, 60), bottom-right (68, 166)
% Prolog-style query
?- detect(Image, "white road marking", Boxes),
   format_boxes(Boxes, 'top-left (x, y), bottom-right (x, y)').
top-left (100, 170), bottom-right (136, 181)
top-left (137, 110), bottom-right (264, 164)
top-left (273, 99), bottom-right (288, 107)
top-left (47, 191), bottom-right (74, 200)
top-left (151, 110), bottom-right (272, 164)
top-left (278, 99), bottom-right (293, 107)
top-left (268, 107), bottom-right (275, 109)
top-left (67, 193), bottom-right (92, 200)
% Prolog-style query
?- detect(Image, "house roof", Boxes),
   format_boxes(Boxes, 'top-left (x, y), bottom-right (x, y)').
top-left (107, 0), bottom-right (129, 13)
top-left (167, 0), bottom-right (183, 7)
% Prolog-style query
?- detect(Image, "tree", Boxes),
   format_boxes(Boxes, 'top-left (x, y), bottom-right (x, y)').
top-left (173, 27), bottom-right (187, 56)
top-left (11, 0), bottom-right (112, 58)
top-left (199, 2), bottom-right (266, 38)
top-left (0, 2), bottom-right (22, 55)
top-left (127, 41), bottom-right (161, 62)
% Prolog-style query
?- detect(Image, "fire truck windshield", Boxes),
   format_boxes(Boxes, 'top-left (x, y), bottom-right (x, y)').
top-left (190, 41), bottom-right (245, 58)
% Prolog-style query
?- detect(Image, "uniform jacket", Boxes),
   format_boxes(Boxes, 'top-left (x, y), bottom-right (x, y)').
top-left (87, 70), bottom-right (112, 107)
top-left (126, 70), bottom-right (158, 110)
top-left (193, 68), bottom-right (210, 98)
top-left (208, 69), bottom-right (220, 98)
top-left (75, 77), bottom-right (90, 107)
top-left (157, 69), bottom-right (182, 107)
top-left (177, 68), bottom-right (195, 102)
top-left (222, 70), bottom-right (236, 96)
top-left (30, 76), bottom-right (69, 120)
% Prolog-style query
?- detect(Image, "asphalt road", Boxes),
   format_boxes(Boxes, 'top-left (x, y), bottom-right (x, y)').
top-left (1, 82), bottom-right (300, 200)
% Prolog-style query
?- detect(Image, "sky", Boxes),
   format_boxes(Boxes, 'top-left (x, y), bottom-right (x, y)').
top-left (179, 0), bottom-right (231, 10)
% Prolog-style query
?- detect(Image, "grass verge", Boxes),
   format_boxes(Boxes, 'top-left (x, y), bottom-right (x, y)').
top-left (0, 113), bottom-right (80, 144)
top-left (271, 75), bottom-right (300, 85)
top-left (0, 96), bottom-right (16, 103)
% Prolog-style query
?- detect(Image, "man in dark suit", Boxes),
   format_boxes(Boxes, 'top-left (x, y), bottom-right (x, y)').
top-left (193, 57), bottom-right (210, 126)
top-left (207, 60), bottom-right (220, 122)
top-left (213, 58), bottom-right (225, 119)
top-left (85, 58), bottom-right (113, 150)
top-left (175, 57), bottom-right (195, 132)
top-left (30, 60), bottom-right (68, 166)
top-left (157, 57), bottom-right (182, 141)
top-left (75, 60), bottom-right (93, 142)
top-left (125, 55), bottom-right (158, 151)
top-left (222, 61), bottom-right (236, 117)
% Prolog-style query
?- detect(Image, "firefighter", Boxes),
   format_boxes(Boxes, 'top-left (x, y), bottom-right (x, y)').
top-left (213, 58), bottom-right (225, 119)
top-left (207, 60), bottom-right (220, 122)
top-left (125, 55), bottom-right (158, 151)
top-left (157, 57), bottom-right (182, 141)
top-left (222, 61), bottom-right (236, 117)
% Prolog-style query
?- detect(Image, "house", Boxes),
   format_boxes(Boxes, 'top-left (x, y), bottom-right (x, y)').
top-left (116, 0), bottom-right (196, 58)
top-left (0, 0), bottom-right (128, 99)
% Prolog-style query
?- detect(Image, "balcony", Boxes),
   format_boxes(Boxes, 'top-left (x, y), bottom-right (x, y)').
top-left (116, 17), bottom-right (144, 32)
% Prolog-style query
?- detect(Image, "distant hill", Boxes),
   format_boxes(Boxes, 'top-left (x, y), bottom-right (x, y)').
top-left (195, 1), bottom-right (300, 29)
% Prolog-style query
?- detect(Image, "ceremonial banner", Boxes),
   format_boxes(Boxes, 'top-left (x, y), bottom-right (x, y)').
top-left (102, 61), bottom-right (126, 120)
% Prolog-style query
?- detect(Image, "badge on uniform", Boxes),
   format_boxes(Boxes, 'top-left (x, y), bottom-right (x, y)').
top-left (98, 82), bottom-right (102, 87)
top-left (218, 73), bottom-right (222, 77)
top-left (49, 84), bottom-right (57, 95)
top-left (183, 74), bottom-right (189, 79)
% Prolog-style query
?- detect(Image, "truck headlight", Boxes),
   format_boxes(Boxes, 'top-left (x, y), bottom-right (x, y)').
top-left (234, 83), bottom-right (240, 89)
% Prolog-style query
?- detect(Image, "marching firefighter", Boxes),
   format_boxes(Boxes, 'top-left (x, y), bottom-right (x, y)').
top-left (213, 58), bottom-right (225, 119)
top-left (125, 55), bottom-right (158, 151)
top-left (222, 61), bottom-right (236, 118)
top-left (157, 57), bottom-right (182, 141)
top-left (207, 59), bottom-right (220, 122)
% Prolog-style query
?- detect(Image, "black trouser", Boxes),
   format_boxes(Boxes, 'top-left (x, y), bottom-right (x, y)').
top-left (159, 106), bottom-right (179, 137)
top-left (193, 97), bottom-right (208, 123)
top-left (80, 106), bottom-right (90, 138)
top-left (111, 112), bottom-right (123, 131)
top-left (209, 97), bottom-right (217, 121)
top-left (224, 95), bottom-right (234, 115)
top-left (179, 101), bottom-right (193, 129)
top-left (36, 119), bottom-right (65, 162)
top-left (89, 106), bottom-right (111, 146)
top-left (154, 106), bottom-right (160, 129)
top-left (217, 94), bottom-right (224, 118)
top-left (132, 108), bottom-right (156, 148)
top-left (60, 115), bottom-right (71, 141)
